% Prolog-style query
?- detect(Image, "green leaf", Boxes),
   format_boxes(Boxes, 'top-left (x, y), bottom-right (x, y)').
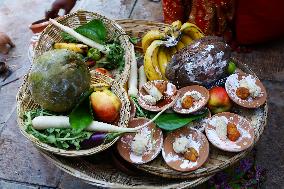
top-left (150, 111), bottom-right (208, 131)
top-left (69, 90), bottom-right (93, 131)
top-left (62, 19), bottom-right (107, 44)
top-left (229, 183), bottom-right (242, 189)
top-left (129, 37), bottom-right (140, 44)
top-left (61, 142), bottom-right (69, 149)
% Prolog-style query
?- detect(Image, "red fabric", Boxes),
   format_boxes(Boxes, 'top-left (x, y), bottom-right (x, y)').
top-left (235, 0), bottom-right (284, 45)
top-left (162, 0), bottom-right (284, 45)
top-left (162, 0), bottom-right (186, 24)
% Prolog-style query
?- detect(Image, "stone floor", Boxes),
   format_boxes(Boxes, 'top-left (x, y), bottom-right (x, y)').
top-left (0, 0), bottom-right (283, 188)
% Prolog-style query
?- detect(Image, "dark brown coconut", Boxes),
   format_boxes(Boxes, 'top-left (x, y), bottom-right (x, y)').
top-left (166, 36), bottom-right (231, 88)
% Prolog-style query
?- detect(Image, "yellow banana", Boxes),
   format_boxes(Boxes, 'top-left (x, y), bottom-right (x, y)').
top-left (165, 48), bottom-right (172, 62)
top-left (165, 20), bottom-right (182, 39)
top-left (157, 47), bottom-right (169, 80)
top-left (151, 45), bottom-right (164, 80)
top-left (180, 34), bottom-right (194, 46)
top-left (142, 30), bottom-right (165, 53)
top-left (176, 41), bottom-right (186, 51)
top-left (169, 46), bottom-right (177, 56)
top-left (171, 20), bottom-right (182, 31)
top-left (144, 40), bottom-right (163, 81)
top-left (180, 22), bottom-right (204, 40)
top-left (91, 83), bottom-right (110, 91)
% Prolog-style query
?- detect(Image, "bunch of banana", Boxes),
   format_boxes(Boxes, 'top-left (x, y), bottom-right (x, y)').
top-left (142, 20), bottom-right (204, 81)
top-left (144, 40), bottom-right (171, 80)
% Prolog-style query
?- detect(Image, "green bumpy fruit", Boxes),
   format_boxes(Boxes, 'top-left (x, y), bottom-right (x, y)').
top-left (28, 49), bottom-right (91, 112)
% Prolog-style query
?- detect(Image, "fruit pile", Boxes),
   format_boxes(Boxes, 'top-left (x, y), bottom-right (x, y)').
top-left (142, 21), bottom-right (204, 81)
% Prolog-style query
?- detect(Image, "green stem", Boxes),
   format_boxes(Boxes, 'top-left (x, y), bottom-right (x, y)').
top-left (56, 135), bottom-right (85, 141)
top-left (104, 132), bottom-right (125, 143)
top-left (130, 96), bottom-right (148, 118)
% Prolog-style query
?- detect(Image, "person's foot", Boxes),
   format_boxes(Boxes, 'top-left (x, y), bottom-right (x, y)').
top-left (0, 32), bottom-right (15, 54)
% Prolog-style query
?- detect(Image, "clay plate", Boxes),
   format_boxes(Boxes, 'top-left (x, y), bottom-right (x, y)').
top-left (138, 80), bottom-right (178, 112)
top-left (162, 127), bottom-right (209, 172)
top-left (173, 85), bottom-right (210, 114)
top-left (117, 118), bottom-right (163, 164)
top-left (225, 73), bottom-right (267, 108)
top-left (205, 112), bottom-right (254, 152)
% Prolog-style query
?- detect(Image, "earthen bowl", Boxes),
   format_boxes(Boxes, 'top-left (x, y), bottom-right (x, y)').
top-left (162, 127), bottom-right (209, 172)
top-left (205, 112), bottom-right (254, 152)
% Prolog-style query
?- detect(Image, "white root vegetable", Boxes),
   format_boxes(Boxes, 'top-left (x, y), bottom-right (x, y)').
top-left (32, 116), bottom-right (70, 130)
top-left (32, 116), bottom-right (137, 132)
top-left (32, 98), bottom-right (177, 133)
top-left (49, 19), bottom-right (108, 54)
top-left (127, 44), bottom-right (138, 97)
top-left (138, 65), bottom-right (147, 89)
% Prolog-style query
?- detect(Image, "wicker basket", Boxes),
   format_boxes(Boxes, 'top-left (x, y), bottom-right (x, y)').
top-left (34, 10), bottom-right (133, 85)
top-left (16, 70), bottom-right (131, 156)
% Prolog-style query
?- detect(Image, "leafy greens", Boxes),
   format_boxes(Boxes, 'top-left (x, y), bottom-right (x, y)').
top-left (24, 109), bottom-right (92, 150)
top-left (62, 19), bottom-right (125, 72)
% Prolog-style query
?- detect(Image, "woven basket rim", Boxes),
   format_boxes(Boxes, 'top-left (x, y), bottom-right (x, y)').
top-left (39, 149), bottom-right (213, 189)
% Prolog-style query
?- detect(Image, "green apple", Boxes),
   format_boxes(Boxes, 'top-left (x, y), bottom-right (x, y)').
top-left (227, 61), bottom-right (236, 75)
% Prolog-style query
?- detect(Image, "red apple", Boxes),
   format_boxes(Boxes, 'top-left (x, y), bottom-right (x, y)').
top-left (90, 89), bottom-right (121, 123)
top-left (208, 86), bottom-right (232, 114)
top-left (95, 68), bottom-right (113, 78)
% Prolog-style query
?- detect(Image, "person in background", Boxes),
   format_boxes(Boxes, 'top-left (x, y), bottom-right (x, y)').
top-left (162, 0), bottom-right (284, 48)
top-left (0, 32), bottom-right (15, 54)
top-left (45, 0), bottom-right (77, 19)
top-left (46, 0), bottom-right (284, 48)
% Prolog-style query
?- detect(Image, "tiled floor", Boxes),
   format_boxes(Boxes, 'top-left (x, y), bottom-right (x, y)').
top-left (0, 0), bottom-right (283, 188)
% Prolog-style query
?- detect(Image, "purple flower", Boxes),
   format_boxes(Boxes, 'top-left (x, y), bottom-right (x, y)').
top-left (209, 172), bottom-right (229, 187)
top-left (240, 158), bottom-right (253, 172)
top-left (255, 165), bottom-right (266, 181)
top-left (216, 172), bottom-right (229, 184)
top-left (223, 184), bottom-right (233, 189)
top-left (208, 156), bottom-right (266, 188)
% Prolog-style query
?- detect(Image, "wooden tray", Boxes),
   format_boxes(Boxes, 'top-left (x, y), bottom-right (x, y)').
top-left (118, 19), bottom-right (267, 179)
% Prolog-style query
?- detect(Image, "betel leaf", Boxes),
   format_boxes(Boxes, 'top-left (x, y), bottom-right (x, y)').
top-left (69, 90), bottom-right (93, 131)
top-left (150, 110), bottom-right (208, 131)
top-left (62, 19), bottom-right (107, 44)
